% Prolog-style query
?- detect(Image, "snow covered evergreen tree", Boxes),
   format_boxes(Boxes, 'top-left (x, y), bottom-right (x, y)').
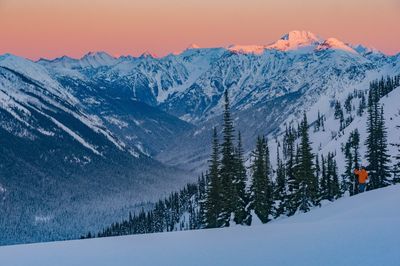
top-left (294, 113), bottom-right (317, 212)
top-left (327, 153), bottom-right (341, 200)
top-left (366, 86), bottom-right (391, 190)
top-left (203, 127), bottom-right (222, 228)
top-left (233, 132), bottom-right (250, 225)
top-left (274, 143), bottom-right (287, 218)
top-left (218, 89), bottom-right (237, 226)
top-left (375, 107), bottom-right (391, 187)
top-left (392, 125), bottom-right (400, 184)
top-left (343, 129), bottom-right (360, 195)
top-left (249, 137), bottom-right (273, 223)
top-left (284, 125), bottom-right (297, 216)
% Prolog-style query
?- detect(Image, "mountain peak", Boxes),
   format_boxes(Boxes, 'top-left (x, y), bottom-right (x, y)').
top-left (267, 30), bottom-right (322, 51)
top-left (187, 43), bottom-right (200, 50)
top-left (79, 51), bottom-right (117, 67)
top-left (139, 51), bottom-right (157, 59)
top-left (316, 38), bottom-right (356, 53)
top-left (82, 51), bottom-right (115, 60)
top-left (280, 30), bottom-right (320, 42)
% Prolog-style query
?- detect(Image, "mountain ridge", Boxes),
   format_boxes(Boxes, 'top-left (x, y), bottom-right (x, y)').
top-left (31, 30), bottom-right (396, 62)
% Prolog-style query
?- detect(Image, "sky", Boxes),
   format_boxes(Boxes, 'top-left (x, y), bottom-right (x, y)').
top-left (0, 0), bottom-right (399, 60)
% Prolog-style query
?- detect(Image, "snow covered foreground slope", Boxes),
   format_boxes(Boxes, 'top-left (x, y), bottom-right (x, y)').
top-left (2, 185), bottom-right (399, 266)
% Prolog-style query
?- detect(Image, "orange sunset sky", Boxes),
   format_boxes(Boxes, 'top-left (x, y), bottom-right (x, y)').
top-left (1, 0), bottom-right (399, 60)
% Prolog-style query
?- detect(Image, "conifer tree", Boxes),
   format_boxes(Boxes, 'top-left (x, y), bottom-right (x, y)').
top-left (218, 89), bottom-right (237, 226)
top-left (344, 95), bottom-right (352, 114)
top-left (233, 132), bottom-right (250, 225)
top-left (264, 138), bottom-right (274, 214)
top-left (366, 87), bottom-right (378, 188)
top-left (284, 125), bottom-right (297, 216)
top-left (314, 154), bottom-right (322, 202)
top-left (357, 93), bottom-right (366, 116)
top-left (343, 129), bottom-right (360, 196)
top-left (203, 127), bottom-right (222, 228)
top-left (375, 107), bottom-right (391, 187)
top-left (314, 111), bottom-right (322, 132)
top-left (274, 143), bottom-right (287, 218)
top-left (327, 153), bottom-right (340, 200)
top-left (153, 200), bottom-right (166, 232)
top-left (197, 173), bottom-right (207, 202)
top-left (320, 155), bottom-right (329, 200)
top-left (366, 87), bottom-right (391, 190)
top-left (295, 113), bottom-right (317, 212)
top-left (249, 137), bottom-right (273, 223)
top-left (315, 155), bottom-right (320, 185)
top-left (393, 136), bottom-right (400, 184)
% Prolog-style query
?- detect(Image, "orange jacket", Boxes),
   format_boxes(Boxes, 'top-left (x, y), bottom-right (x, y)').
top-left (354, 169), bottom-right (368, 184)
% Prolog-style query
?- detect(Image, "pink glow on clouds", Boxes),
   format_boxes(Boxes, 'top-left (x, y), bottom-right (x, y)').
top-left (0, 0), bottom-right (399, 60)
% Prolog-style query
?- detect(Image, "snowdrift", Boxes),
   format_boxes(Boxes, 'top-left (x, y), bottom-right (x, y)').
top-left (1, 185), bottom-right (399, 266)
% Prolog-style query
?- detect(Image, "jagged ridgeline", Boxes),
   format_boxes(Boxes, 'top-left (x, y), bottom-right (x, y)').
top-left (86, 75), bottom-right (400, 238)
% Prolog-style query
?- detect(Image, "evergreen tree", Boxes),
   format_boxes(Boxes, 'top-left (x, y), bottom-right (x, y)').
top-left (249, 137), bottom-right (273, 223)
top-left (351, 130), bottom-right (361, 190)
top-left (320, 154), bottom-right (329, 200)
top-left (375, 107), bottom-right (391, 187)
top-left (274, 143), bottom-right (287, 218)
top-left (153, 200), bottom-right (166, 232)
top-left (365, 87), bottom-right (391, 190)
top-left (357, 92), bottom-right (366, 116)
top-left (344, 95), bottom-right (352, 114)
top-left (218, 89), bottom-right (237, 226)
top-left (334, 100), bottom-right (345, 131)
top-left (294, 113), bottom-right (317, 212)
top-left (334, 101), bottom-right (344, 120)
top-left (284, 125), bottom-right (297, 216)
top-left (203, 127), bottom-right (222, 228)
top-left (393, 140), bottom-right (400, 184)
top-left (264, 138), bottom-right (274, 214)
top-left (392, 126), bottom-right (400, 183)
top-left (233, 132), bottom-right (250, 225)
top-left (343, 129), bottom-right (360, 196)
top-left (315, 155), bottom-right (320, 185)
top-left (366, 87), bottom-right (378, 188)
top-left (314, 111), bottom-right (323, 132)
top-left (327, 153), bottom-right (340, 200)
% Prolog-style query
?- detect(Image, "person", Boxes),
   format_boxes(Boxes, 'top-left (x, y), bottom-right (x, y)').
top-left (354, 166), bottom-right (368, 193)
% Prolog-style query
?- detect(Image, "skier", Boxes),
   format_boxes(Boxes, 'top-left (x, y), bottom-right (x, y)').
top-left (354, 166), bottom-right (368, 193)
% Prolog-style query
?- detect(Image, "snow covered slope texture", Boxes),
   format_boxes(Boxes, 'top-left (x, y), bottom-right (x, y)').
top-left (0, 54), bottom-right (124, 155)
top-left (0, 55), bottom-right (192, 245)
top-left (313, 84), bottom-right (400, 174)
top-left (37, 31), bottom-right (400, 124)
top-left (34, 31), bottom-right (400, 172)
top-left (1, 184), bottom-right (399, 266)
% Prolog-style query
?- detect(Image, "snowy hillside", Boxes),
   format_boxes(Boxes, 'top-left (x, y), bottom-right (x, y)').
top-left (0, 55), bottom-right (192, 245)
top-left (1, 185), bottom-right (399, 266)
top-left (313, 84), bottom-right (400, 172)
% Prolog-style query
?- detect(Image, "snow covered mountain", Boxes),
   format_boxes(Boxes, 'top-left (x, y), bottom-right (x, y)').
top-left (0, 54), bottom-right (191, 245)
top-left (36, 31), bottom-right (399, 127)
top-left (155, 34), bottom-right (399, 172)
top-left (34, 31), bottom-right (400, 171)
top-left (1, 30), bottom-right (399, 244)
top-left (1, 184), bottom-right (399, 266)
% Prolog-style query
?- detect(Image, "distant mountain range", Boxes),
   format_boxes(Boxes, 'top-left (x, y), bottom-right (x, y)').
top-left (0, 30), bottom-right (399, 244)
